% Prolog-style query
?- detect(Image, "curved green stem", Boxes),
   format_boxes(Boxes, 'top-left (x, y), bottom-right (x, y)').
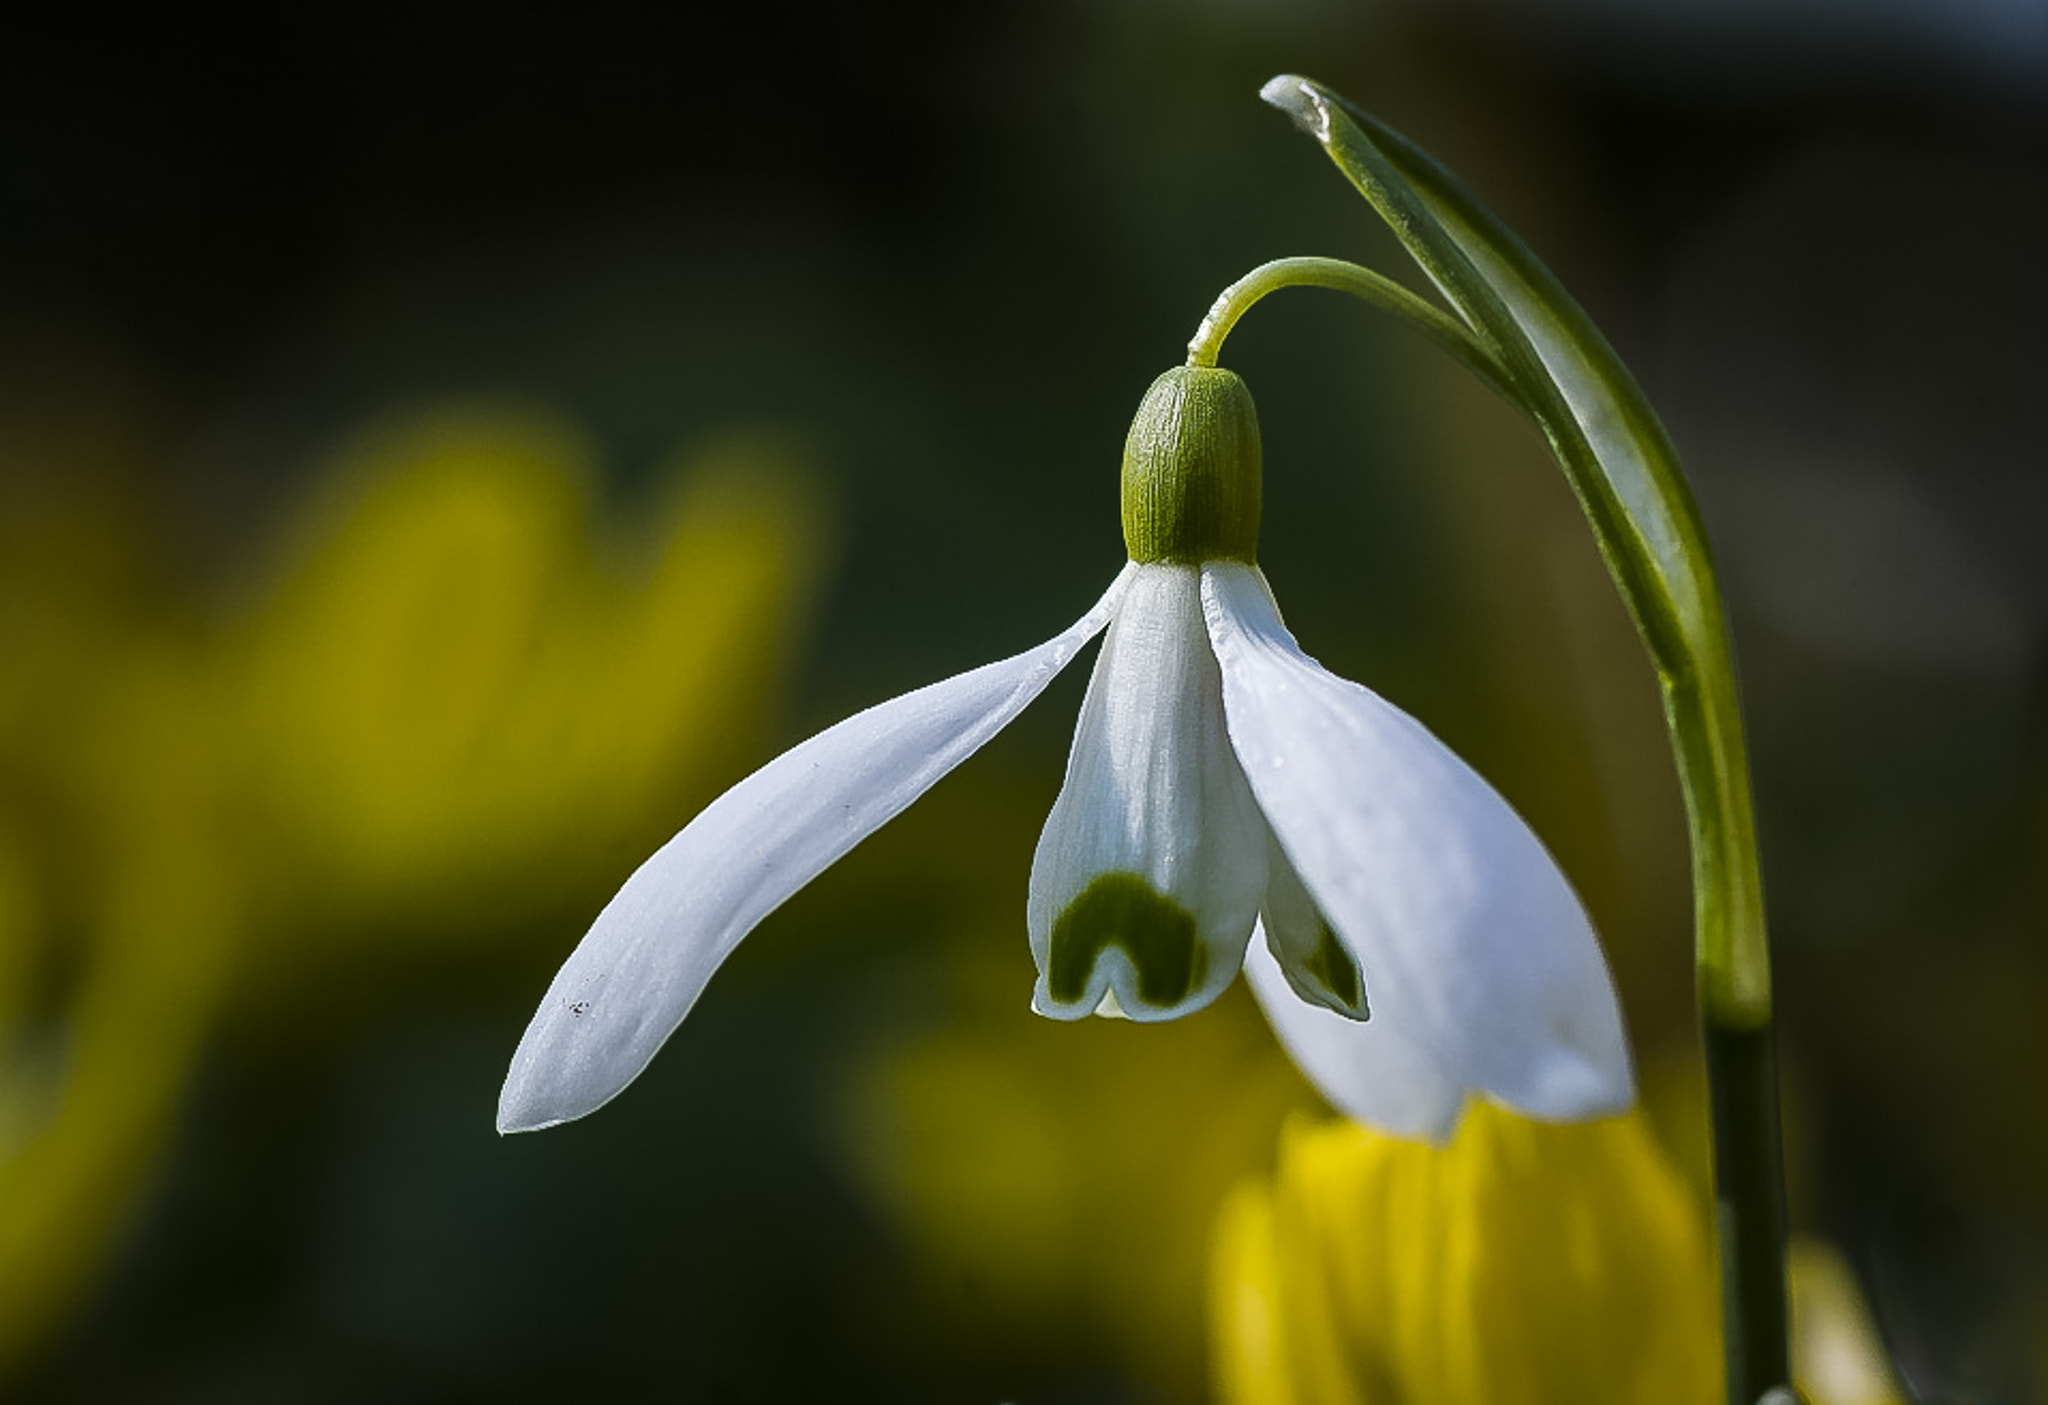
top-left (1188, 256), bottom-right (1519, 404)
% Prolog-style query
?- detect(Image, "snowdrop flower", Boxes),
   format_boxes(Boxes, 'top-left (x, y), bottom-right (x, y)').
top-left (498, 366), bottom-right (1633, 1139)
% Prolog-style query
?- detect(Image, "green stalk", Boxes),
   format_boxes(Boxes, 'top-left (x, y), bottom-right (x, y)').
top-left (1230, 75), bottom-right (1789, 1403)
top-left (1185, 255), bottom-right (1519, 402)
top-left (1706, 1021), bottom-right (1792, 1399)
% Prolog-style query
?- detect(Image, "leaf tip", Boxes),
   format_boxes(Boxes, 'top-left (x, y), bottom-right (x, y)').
top-left (1259, 75), bottom-right (1327, 137)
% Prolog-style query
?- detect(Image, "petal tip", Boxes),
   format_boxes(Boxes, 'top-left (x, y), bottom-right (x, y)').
top-left (494, 1075), bottom-right (567, 1135)
top-left (495, 1034), bottom-right (619, 1135)
top-left (1498, 1040), bottom-right (1637, 1124)
top-left (1411, 1096), bottom-right (1468, 1148)
top-left (1029, 983), bottom-right (1090, 1022)
top-left (494, 1093), bottom-right (565, 1136)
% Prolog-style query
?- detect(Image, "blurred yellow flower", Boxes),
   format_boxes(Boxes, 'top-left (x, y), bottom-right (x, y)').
top-left (1209, 1103), bottom-right (1722, 1405)
top-left (227, 410), bottom-right (821, 980)
top-left (0, 484), bottom-right (243, 1374)
top-left (0, 406), bottom-right (820, 1379)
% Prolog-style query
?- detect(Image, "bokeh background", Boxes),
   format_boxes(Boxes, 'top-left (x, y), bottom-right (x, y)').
top-left (4, 2), bottom-right (2046, 1399)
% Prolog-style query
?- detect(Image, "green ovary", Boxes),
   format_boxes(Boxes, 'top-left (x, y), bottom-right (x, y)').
top-left (1048, 872), bottom-right (1207, 1010)
top-left (1120, 366), bottom-right (1263, 565)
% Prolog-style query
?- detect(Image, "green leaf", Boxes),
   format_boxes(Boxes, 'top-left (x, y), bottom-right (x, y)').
top-left (1260, 74), bottom-right (1768, 1024)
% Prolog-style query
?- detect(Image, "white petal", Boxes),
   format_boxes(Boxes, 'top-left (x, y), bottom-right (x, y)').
top-left (1028, 563), bottom-right (1266, 1022)
top-left (1202, 562), bottom-right (1633, 1122)
top-left (1245, 931), bottom-right (1466, 1143)
top-left (498, 565), bottom-right (1136, 1132)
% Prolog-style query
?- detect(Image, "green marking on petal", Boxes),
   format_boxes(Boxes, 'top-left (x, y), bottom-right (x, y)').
top-left (1304, 923), bottom-right (1367, 1017)
top-left (1048, 871), bottom-right (1207, 1010)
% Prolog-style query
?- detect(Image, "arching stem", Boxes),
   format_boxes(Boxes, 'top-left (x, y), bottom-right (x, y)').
top-left (1188, 256), bottom-right (1519, 406)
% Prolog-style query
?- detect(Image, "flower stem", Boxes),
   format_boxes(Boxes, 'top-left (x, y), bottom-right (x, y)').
top-left (1187, 256), bottom-right (1517, 403)
top-left (1663, 614), bottom-right (1786, 1405)
top-left (1706, 1018), bottom-right (1791, 1403)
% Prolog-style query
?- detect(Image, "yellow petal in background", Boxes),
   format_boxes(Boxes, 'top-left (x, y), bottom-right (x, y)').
top-left (0, 405), bottom-right (822, 1381)
top-left (1210, 1103), bottom-right (1722, 1405)
top-left (0, 640), bottom-right (239, 1376)
top-left (231, 410), bottom-right (823, 955)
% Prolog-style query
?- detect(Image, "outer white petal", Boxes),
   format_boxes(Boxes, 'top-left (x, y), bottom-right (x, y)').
top-left (1028, 563), bottom-right (1266, 1022)
top-left (1202, 562), bottom-right (1633, 1122)
top-left (1245, 931), bottom-right (1466, 1143)
top-left (498, 565), bottom-right (1136, 1132)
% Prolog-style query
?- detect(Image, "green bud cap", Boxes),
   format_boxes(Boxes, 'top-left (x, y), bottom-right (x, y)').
top-left (1121, 365), bottom-right (1262, 564)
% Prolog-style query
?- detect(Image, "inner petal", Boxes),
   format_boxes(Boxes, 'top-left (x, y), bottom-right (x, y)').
top-left (1028, 563), bottom-right (1266, 1022)
top-left (1261, 830), bottom-right (1368, 1020)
